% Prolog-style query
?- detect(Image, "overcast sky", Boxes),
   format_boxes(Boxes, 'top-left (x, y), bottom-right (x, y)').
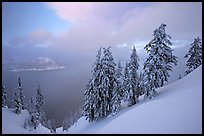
top-left (2, 2), bottom-right (202, 62)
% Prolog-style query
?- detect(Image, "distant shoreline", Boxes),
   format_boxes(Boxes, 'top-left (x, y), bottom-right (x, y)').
top-left (7, 66), bottom-right (66, 72)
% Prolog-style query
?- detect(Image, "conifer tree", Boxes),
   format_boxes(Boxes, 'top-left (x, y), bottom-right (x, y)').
top-left (18, 77), bottom-right (26, 110)
top-left (184, 37), bottom-right (202, 75)
top-left (143, 23), bottom-right (177, 99)
top-left (112, 61), bottom-right (123, 114)
top-left (126, 46), bottom-right (140, 106)
top-left (2, 85), bottom-right (7, 108)
top-left (13, 88), bottom-right (22, 114)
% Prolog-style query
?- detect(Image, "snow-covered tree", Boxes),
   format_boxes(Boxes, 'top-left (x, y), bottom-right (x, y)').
top-left (52, 118), bottom-right (56, 133)
top-left (27, 97), bottom-right (40, 129)
top-left (126, 46), bottom-right (140, 106)
top-left (83, 78), bottom-right (95, 122)
top-left (62, 115), bottom-right (69, 131)
top-left (122, 62), bottom-right (130, 102)
top-left (47, 119), bottom-right (53, 133)
top-left (18, 77), bottom-right (26, 110)
top-left (35, 82), bottom-right (46, 126)
top-left (112, 61), bottom-right (123, 114)
top-left (13, 88), bottom-right (22, 114)
top-left (28, 97), bottom-right (35, 114)
top-left (2, 85), bottom-right (8, 108)
top-left (83, 48), bottom-right (102, 122)
top-left (184, 37), bottom-right (202, 75)
top-left (137, 72), bottom-right (145, 97)
top-left (99, 47), bottom-right (116, 117)
top-left (83, 47), bottom-right (117, 121)
top-left (143, 23), bottom-right (177, 99)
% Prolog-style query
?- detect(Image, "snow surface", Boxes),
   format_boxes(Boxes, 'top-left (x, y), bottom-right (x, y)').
top-left (2, 108), bottom-right (50, 134)
top-left (57, 65), bottom-right (202, 134)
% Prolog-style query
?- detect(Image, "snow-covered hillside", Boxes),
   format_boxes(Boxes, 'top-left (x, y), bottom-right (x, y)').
top-left (57, 65), bottom-right (202, 134)
top-left (2, 108), bottom-right (50, 134)
top-left (2, 65), bottom-right (202, 134)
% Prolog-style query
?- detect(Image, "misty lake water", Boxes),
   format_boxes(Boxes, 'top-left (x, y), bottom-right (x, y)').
top-left (2, 67), bottom-right (90, 128)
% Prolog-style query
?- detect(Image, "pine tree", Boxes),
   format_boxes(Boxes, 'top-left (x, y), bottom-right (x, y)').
top-left (35, 82), bottom-right (46, 126)
top-left (83, 48), bottom-right (102, 122)
top-left (83, 47), bottom-right (117, 121)
top-left (137, 72), bottom-right (145, 97)
top-left (51, 118), bottom-right (56, 133)
top-left (27, 97), bottom-right (40, 129)
top-left (122, 62), bottom-right (130, 102)
top-left (2, 85), bottom-right (8, 108)
top-left (126, 46), bottom-right (140, 106)
top-left (112, 61), bottom-right (123, 114)
top-left (47, 119), bottom-right (53, 133)
top-left (62, 115), bottom-right (69, 131)
top-left (13, 88), bottom-right (22, 114)
top-left (83, 79), bottom-right (95, 122)
top-left (143, 23), bottom-right (177, 99)
top-left (28, 97), bottom-right (35, 114)
top-left (18, 77), bottom-right (26, 110)
top-left (99, 47), bottom-right (116, 117)
top-left (184, 37), bottom-right (202, 75)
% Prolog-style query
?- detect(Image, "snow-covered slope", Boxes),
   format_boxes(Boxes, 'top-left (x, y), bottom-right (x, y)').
top-left (57, 65), bottom-right (202, 134)
top-left (2, 108), bottom-right (50, 134)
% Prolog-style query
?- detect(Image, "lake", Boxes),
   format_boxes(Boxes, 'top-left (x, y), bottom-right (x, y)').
top-left (2, 66), bottom-right (91, 128)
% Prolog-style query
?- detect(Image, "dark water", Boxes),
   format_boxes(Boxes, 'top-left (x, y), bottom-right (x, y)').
top-left (2, 66), bottom-right (91, 128)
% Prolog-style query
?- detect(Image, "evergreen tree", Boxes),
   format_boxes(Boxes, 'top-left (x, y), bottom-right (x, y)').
top-left (99, 47), bottom-right (116, 117)
top-left (122, 62), bottom-right (130, 102)
top-left (28, 97), bottom-right (35, 114)
top-left (184, 37), bottom-right (202, 75)
top-left (83, 79), bottom-right (95, 122)
top-left (112, 61), bottom-right (123, 114)
top-left (83, 47), bottom-right (117, 121)
top-left (47, 119), bottom-right (53, 133)
top-left (137, 72), bottom-right (145, 97)
top-left (143, 23), bottom-right (177, 99)
top-left (83, 48), bottom-right (102, 122)
top-left (35, 82), bottom-right (46, 126)
top-left (18, 77), bottom-right (26, 110)
top-left (51, 118), bottom-right (56, 133)
top-left (2, 85), bottom-right (8, 108)
top-left (13, 88), bottom-right (22, 114)
top-left (126, 46), bottom-right (140, 106)
top-left (62, 115), bottom-right (69, 131)
top-left (27, 97), bottom-right (40, 129)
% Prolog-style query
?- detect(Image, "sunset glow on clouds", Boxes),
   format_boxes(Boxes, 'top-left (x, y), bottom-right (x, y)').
top-left (3, 2), bottom-right (202, 52)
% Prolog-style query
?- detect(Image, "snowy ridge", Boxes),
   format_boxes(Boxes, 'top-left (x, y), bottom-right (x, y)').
top-left (57, 65), bottom-right (202, 134)
top-left (2, 108), bottom-right (50, 134)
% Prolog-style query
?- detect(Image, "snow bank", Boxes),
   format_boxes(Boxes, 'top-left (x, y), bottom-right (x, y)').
top-left (2, 108), bottom-right (50, 134)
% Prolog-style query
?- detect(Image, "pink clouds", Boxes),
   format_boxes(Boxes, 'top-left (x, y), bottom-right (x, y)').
top-left (8, 2), bottom-right (202, 52)
top-left (46, 2), bottom-right (96, 23)
top-left (46, 2), bottom-right (202, 50)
